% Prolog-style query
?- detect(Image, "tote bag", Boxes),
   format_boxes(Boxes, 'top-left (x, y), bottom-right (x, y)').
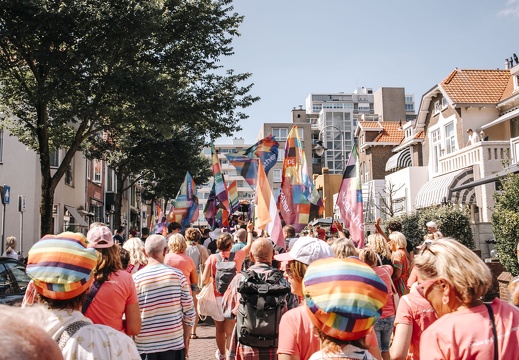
top-left (196, 281), bottom-right (223, 319)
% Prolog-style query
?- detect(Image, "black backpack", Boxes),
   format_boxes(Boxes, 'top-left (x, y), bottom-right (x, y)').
top-left (215, 252), bottom-right (236, 294)
top-left (236, 268), bottom-right (291, 348)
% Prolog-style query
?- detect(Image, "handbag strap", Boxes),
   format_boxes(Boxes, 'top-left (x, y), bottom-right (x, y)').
top-left (81, 280), bottom-right (103, 314)
top-left (383, 266), bottom-right (399, 296)
top-left (484, 303), bottom-right (499, 360)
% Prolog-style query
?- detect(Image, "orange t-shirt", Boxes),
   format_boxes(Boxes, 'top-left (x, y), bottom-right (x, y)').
top-left (84, 270), bottom-right (138, 332)
top-left (419, 298), bottom-right (519, 359)
top-left (205, 249), bottom-right (246, 297)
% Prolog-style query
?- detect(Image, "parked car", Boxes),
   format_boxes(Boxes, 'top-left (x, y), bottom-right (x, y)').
top-left (0, 257), bottom-right (30, 306)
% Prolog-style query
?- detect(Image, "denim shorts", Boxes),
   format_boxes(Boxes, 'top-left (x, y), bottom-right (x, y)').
top-left (374, 315), bottom-right (395, 352)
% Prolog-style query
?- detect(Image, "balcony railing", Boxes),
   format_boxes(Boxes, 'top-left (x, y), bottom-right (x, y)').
top-left (439, 141), bottom-right (510, 174)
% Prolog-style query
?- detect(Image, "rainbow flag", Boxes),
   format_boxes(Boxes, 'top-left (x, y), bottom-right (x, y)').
top-left (211, 144), bottom-right (230, 211)
top-left (244, 135), bottom-right (279, 174)
top-left (255, 162), bottom-right (284, 248)
top-left (336, 145), bottom-right (364, 247)
top-left (227, 180), bottom-right (240, 214)
top-left (152, 202), bottom-right (166, 234)
top-left (170, 172), bottom-right (199, 230)
top-left (277, 126), bottom-right (322, 232)
top-left (225, 154), bottom-right (258, 188)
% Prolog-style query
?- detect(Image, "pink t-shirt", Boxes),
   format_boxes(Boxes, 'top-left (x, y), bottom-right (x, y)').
top-left (164, 252), bottom-right (196, 285)
top-left (277, 305), bottom-right (320, 360)
top-left (420, 298), bottom-right (519, 359)
top-left (374, 265), bottom-right (396, 319)
top-left (205, 249), bottom-right (246, 297)
top-left (277, 305), bottom-right (380, 360)
top-left (84, 270), bottom-right (139, 332)
top-left (394, 291), bottom-right (437, 360)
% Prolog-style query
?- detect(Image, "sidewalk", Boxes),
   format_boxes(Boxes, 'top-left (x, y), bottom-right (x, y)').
top-left (188, 317), bottom-right (218, 360)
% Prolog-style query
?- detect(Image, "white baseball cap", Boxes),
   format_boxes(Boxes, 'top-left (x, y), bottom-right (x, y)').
top-left (274, 236), bottom-right (335, 265)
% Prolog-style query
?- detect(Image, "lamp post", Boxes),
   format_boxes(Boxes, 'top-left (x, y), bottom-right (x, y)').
top-left (313, 125), bottom-right (346, 172)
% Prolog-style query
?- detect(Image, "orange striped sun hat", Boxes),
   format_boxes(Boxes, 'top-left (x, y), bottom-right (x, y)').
top-left (26, 232), bottom-right (98, 300)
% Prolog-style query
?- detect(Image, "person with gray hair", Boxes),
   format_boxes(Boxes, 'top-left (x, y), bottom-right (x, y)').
top-left (133, 234), bottom-right (196, 360)
top-left (424, 221), bottom-right (443, 241)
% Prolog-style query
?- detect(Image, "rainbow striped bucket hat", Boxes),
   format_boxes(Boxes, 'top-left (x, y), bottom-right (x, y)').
top-left (303, 257), bottom-right (388, 341)
top-left (26, 232), bottom-right (98, 300)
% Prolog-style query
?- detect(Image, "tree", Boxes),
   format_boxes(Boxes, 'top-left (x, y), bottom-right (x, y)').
top-left (375, 180), bottom-right (405, 218)
top-left (0, 0), bottom-right (257, 235)
top-left (492, 173), bottom-right (519, 276)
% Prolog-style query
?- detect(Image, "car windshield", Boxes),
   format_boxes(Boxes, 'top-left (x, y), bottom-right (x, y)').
top-left (4, 261), bottom-right (31, 291)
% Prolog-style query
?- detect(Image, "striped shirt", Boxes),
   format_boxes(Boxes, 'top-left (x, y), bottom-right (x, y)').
top-left (133, 263), bottom-right (196, 354)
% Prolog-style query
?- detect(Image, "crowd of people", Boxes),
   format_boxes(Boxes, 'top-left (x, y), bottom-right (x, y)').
top-left (2, 217), bottom-right (519, 360)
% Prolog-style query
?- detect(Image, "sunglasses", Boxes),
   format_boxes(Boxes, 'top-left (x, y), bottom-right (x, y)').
top-left (416, 277), bottom-right (439, 298)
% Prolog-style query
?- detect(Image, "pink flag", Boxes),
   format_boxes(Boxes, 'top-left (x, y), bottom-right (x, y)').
top-left (336, 146), bottom-right (365, 247)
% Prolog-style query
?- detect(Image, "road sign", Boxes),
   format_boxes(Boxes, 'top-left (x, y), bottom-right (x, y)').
top-left (2, 185), bottom-right (9, 205)
top-left (18, 195), bottom-right (26, 212)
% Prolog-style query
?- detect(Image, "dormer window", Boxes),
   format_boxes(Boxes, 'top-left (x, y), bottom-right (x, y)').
top-left (405, 128), bottom-right (412, 138)
top-left (433, 100), bottom-right (441, 115)
top-left (441, 97), bottom-right (448, 109)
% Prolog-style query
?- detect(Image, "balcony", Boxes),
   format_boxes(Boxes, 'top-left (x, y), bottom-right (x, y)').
top-left (439, 141), bottom-right (510, 175)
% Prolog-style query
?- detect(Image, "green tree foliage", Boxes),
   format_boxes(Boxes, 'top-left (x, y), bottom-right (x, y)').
top-left (0, 0), bottom-right (258, 235)
top-left (492, 173), bottom-right (519, 276)
top-left (388, 205), bottom-right (474, 250)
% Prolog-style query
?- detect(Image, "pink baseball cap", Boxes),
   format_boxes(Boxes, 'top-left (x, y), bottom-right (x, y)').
top-left (87, 226), bottom-right (114, 248)
top-left (274, 236), bottom-right (334, 265)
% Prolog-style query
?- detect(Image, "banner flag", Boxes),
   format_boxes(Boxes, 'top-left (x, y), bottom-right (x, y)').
top-left (277, 126), bottom-right (323, 232)
top-left (255, 161), bottom-right (285, 248)
top-left (204, 182), bottom-right (218, 230)
top-left (211, 144), bottom-right (230, 211)
top-left (225, 154), bottom-right (259, 188)
top-left (227, 180), bottom-right (240, 214)
top-left (244, 134), bottom-right (279, 175)
top-left (169, 172), bottom-right (199, 230)
top-left (336, 145), bottom-right (365, 247)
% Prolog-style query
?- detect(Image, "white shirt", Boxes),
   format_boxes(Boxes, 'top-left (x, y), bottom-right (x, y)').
top-left (467, 132), bottom-right (480, 145)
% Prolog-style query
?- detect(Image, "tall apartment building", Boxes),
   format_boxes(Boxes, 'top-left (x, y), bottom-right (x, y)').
top-left (305, 88), bottom-right (375, 175)
top-left (197, 138), bottom-right (256, 227)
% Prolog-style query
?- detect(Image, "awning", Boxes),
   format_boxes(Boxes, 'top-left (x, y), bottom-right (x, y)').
top-left (415, 168), bottom-right (475, 209)
top-left (481, 108), bottom-right (519, 130)
top-left (385, 148), bottom-right (412, 171)
top-left (451, 164), bottom-right (519, 192)
top-left (64, 205), bottom-right (88, 227)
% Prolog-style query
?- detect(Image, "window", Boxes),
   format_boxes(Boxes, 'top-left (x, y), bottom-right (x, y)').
top-left (298, 128), bottom-right (304, 140)
top-left (65, 158), bottom-right (74, 186)
top-left (431, 129), bottom-right (441, 173)
top-left (405, 103), bottom-right (414, 111)
top-left (277, 149), bottom-right (285, 162)
top-left (86, 160), bottom-right (91, 180)
top-left (93, 159), bottom-right (102, 183)
top-left (405, 128), bottom-right (412, 138)
top-left (0, 130), bottom-right (3, 163)
top-left (50, 150), bottom-right (59, 167)
top-left (272, 128), bottom-right (288, 141)
top-left (441, 97), bottom-right (448, 109)
top-left (444, 122), bottom-right (456, 154)
top-left (433, 101), bottom-right (440, 115)
top-left (273, 169), bottom-right (282, 183)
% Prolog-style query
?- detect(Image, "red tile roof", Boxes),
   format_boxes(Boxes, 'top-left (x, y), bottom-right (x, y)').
top-left (374, 122), bottom-right (405, 143)
top-left (441, 69), bottom-right (510, 104)
top-left (358, 121), bottom-right (382, 130)
top-left (414, 130), bottom-right (425, 139)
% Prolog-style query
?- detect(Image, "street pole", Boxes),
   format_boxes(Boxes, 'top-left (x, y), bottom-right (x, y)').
top-left (1, 203), bottom-right (5, 255)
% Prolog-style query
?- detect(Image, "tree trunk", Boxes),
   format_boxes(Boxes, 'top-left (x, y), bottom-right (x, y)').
top-left (40, 175), bottom-right (55, 236)
top-left (113, 172), bottom-right (125, 230)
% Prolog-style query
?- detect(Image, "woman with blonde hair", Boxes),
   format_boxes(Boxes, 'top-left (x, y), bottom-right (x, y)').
top-left (367, 233), bottom-right (393, 266)
top-left (415, 238), bottom-right (519, 359)
top-left (122, 237), bottom-right (147, 274)
top-left (389, 231), bottom-right (410, 297)
top-left (164, 233), bottom-right (198, 288)
top-left (331, 237), bottom-right (358, 259)
top-left (2, 236), bottom-right (19, 260)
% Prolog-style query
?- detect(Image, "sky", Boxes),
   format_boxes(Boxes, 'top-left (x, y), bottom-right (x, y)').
top-left (214, 0), bottom-right (518, 145)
